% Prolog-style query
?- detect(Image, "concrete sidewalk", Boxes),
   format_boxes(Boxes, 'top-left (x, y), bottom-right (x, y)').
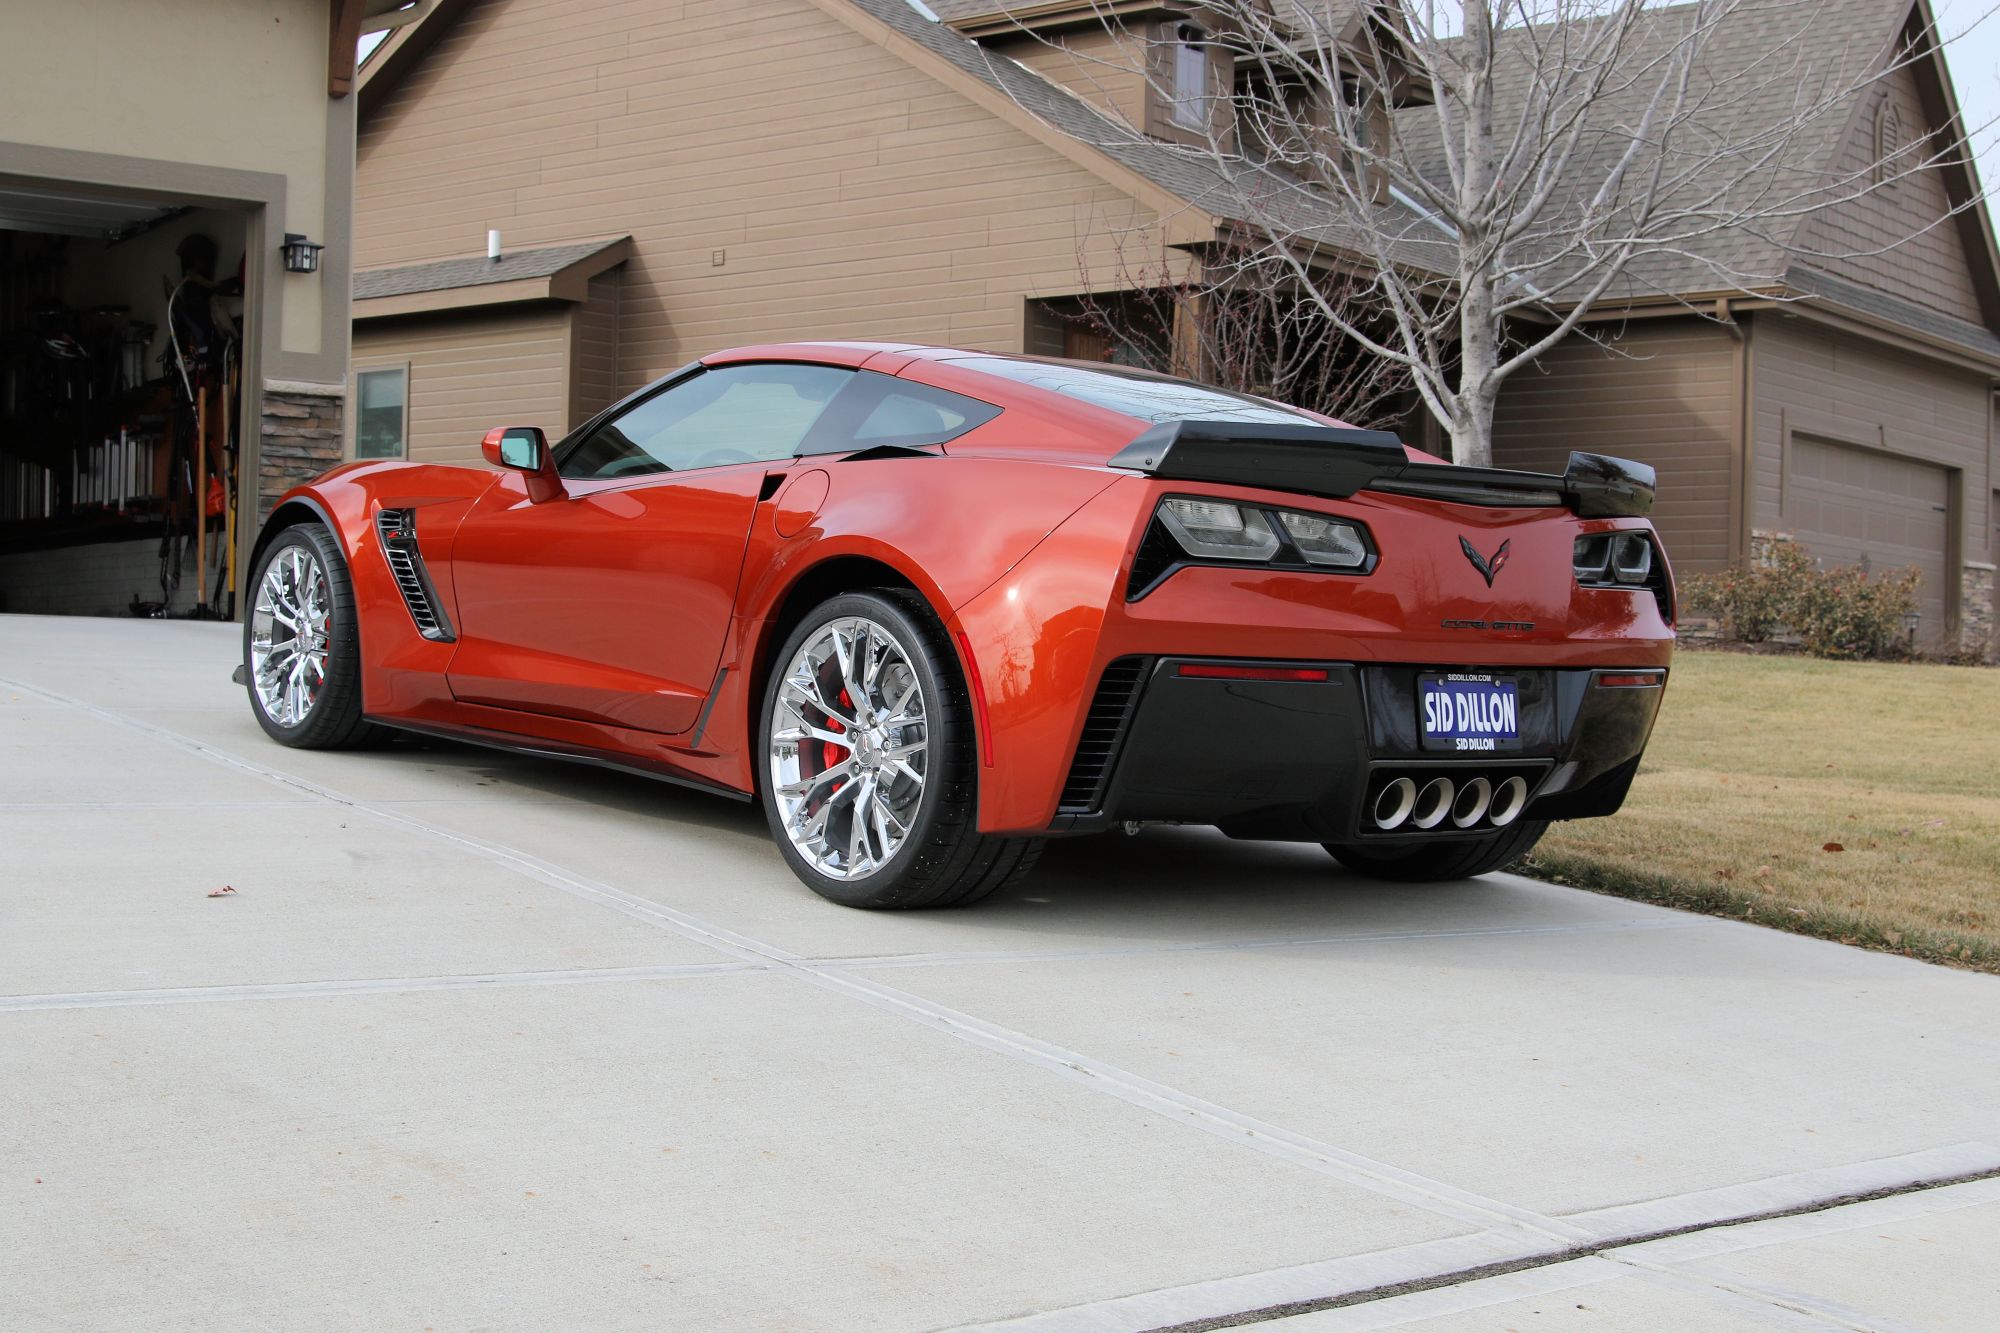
top-left (3, 614), bottom-right (1996, 1331)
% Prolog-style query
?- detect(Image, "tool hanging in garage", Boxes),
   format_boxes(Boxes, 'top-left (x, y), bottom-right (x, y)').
top-left (160, 233), bottom-right (241, 619)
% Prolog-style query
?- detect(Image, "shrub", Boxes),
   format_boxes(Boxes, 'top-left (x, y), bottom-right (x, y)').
top-left (1682, 541), bottom-right (1813, 643)
top-left (1682, 541), bottom-right (1919, 660)
top-left (1790, 564), bottom-right (1920, 659)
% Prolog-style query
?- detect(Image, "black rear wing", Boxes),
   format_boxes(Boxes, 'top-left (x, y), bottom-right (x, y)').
top-left (1108, 420), bottom-right (1655, 519)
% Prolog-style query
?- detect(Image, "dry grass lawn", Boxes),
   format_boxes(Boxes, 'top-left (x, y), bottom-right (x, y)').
top-left (1518, 649), bottom-right (2000, 972)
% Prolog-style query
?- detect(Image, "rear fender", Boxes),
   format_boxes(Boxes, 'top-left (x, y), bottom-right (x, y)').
top-left (950, 478), bottom-right (1149, 832)
top-left (712, 458), bottom-right (1129, 803)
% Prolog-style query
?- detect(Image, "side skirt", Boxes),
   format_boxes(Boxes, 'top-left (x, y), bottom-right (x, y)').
top-left (365, 715), bottom-right (754, 802)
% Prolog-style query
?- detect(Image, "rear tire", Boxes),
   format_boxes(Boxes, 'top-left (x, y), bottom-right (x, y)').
top-left (758, 589), bottom-right (1042, 909)
top-left (1323, 820), bottom-right (1548, 883)
top-left (242, 523), bottom-right (387, 750)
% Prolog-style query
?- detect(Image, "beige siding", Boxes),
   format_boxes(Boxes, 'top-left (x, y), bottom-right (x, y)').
top-left (353, 307), bottom-right (570, 466)
top-left (570, 272), bottom-right (623, 426)
top-left (986, 27), bottom-right (1150, 132)
top-left (1491, 318), bottom-right (1741, 574)
top-left (1748, 312), bottom-right (1993, 636)
top-left (1792, 59), bottom-right (1986, 326)
top-left (356, 0), bottom-right (1164, 389)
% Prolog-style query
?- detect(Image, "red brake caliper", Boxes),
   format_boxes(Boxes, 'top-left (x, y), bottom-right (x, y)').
top-left (820, 688), bottom-right (853, 786)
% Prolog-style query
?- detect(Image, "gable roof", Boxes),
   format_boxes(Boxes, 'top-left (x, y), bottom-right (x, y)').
top-left (357, 0), bottom-right (1999, 360)
top-left (1394, 0), bottom-right (2000, 341)
top-left (825, 0), bottom-right (1455, 271)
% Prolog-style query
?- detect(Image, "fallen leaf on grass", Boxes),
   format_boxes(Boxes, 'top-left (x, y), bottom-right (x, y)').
top-left (1822, 843), bottom-right (1845, 853)
top-left (206, 885), bottom-right (237, 898)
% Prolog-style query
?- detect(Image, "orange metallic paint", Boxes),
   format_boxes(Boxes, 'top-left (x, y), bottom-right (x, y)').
top-left (257, 342), bottom-right (1675, 835)
top-left (445, 465), bottom-right (767, 734)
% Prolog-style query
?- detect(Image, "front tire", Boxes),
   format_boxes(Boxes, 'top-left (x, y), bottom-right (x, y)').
top-left (1323, 820), bottom-right (1548, 883)
top-left (758, 590), bottom-right (1041, 909)
top-left (243, 523), bottom-right (385, 750)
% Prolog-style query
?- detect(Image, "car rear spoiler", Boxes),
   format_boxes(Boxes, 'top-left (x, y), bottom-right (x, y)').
top-left (1108, 420), bottom-right (1655, 519)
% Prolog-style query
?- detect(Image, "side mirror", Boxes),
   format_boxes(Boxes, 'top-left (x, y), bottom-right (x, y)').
top-left (483, 425), bottom-right (547, 471)
top-left (481, 425), bottom-right (564, 503)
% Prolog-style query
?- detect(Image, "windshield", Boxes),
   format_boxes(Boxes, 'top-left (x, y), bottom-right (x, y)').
top-left (945, 357), bottom-right (1320, 426)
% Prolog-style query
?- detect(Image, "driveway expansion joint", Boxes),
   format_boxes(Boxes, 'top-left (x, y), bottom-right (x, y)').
top-left (1113, 1168), bottom-right (2000, 1333)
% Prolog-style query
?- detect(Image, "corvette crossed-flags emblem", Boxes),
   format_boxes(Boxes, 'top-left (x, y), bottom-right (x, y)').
top-left (1459, 536), bottom-right (1511, 587)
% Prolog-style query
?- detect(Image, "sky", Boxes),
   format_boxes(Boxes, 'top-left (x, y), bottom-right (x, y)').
top-left (1937, 0), bottom-right (2000, 196)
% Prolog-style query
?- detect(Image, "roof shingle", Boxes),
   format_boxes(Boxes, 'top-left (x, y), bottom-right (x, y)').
top-left (353, 237), bottom-right (628, 300)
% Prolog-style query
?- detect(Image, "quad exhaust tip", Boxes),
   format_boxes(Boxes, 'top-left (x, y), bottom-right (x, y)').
top-left (1410, 777), bottom-right (1454, 830)
top-left (1372, 776), bottom-right (1418, 831)
top-left (1488, 775), bottom-right (1530, 828)
top-left (1369, 772), bottom-right (1532, 833)
top-left (1449, 776), bottom-right (1492, 829)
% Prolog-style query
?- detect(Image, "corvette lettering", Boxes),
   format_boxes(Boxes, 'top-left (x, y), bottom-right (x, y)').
top-left (1441, 619), bottom-right (1537, 631)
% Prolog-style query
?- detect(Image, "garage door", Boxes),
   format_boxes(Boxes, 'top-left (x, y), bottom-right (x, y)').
top-left (1788, 438), bottom-right (1950, 640)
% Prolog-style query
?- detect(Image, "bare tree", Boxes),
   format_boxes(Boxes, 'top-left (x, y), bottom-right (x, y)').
top-left (1003, 0), bottom-right (1993, 464)
top-left (1058, 231), bottom-right (1418, 426)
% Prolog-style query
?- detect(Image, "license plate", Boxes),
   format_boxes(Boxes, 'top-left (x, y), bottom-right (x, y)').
top-left (1418, 674), bottom-right (1520, 752)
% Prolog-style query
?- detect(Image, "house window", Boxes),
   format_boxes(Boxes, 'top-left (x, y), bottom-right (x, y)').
top-left (355, 366), bottom-right (408, 459)
top-left (1169, 24), bottom-right (1212, 132)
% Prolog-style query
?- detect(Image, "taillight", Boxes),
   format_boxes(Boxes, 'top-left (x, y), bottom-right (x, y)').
top-left (1574, 530), bottom-right (1674, 624)
top-left (1129, 495), bottom-right (1377, 599)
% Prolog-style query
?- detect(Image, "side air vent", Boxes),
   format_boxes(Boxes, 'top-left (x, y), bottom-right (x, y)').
top-left (1057, 657), bottom-right (1149, 812)
top-left (375, 508), bottom-right (455, 642)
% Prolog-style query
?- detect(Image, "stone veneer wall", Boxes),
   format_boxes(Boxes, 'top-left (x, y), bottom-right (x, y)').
top-left (257, 381), bottom-right (345, 523)
top-left (1962, 561), bottom-right (1995, 661)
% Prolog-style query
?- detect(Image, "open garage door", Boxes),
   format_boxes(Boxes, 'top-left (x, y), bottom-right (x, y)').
top-left (1788, 438), bottom-right (1951, 641)
top-left (0, 191), bottom-right (250, 619)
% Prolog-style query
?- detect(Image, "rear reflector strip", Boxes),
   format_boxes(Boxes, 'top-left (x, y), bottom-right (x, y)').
top-left (1177, 663), bottom-right (1330, 682)
top-left (1595, 672), bottom-right (1664, 688)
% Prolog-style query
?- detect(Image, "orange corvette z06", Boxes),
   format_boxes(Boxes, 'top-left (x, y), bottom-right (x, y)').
top-left (242, 343), bottom-right (1673, 908)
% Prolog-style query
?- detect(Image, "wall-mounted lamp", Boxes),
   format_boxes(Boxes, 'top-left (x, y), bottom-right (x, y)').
top-left (281, 233), bottom-right (324, 274)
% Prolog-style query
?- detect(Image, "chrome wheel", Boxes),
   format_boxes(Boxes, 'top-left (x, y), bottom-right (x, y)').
top-left (250, 545), bottom-right (333, 728)
top-left (768, 615), bottom-right (929, 881)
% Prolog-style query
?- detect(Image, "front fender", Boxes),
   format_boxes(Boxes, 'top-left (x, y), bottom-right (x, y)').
top-left (254, 462), bottom-right (495, 716)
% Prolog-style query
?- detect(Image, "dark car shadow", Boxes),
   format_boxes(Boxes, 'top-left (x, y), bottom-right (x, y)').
top-left (370, 733), bottom-right (1574, 947)
top-left (369, 732), bottom-right (770, 835)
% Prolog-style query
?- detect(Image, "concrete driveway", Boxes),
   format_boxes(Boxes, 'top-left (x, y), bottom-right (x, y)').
top-left (3, 613), bottom-right (1997, 1332)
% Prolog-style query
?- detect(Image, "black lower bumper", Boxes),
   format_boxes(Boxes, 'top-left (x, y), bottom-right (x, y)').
top-left (1045, 657), bottom-right (1664, 841)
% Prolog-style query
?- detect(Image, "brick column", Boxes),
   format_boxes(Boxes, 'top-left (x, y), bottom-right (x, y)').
top-left (1961, 561), bottom-right (1995, 662)
top-left (257, 380), bottom-right (345, 524)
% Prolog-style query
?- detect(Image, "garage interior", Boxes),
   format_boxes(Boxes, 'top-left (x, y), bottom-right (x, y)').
top-left (0, 185), bottom-right (254, 619)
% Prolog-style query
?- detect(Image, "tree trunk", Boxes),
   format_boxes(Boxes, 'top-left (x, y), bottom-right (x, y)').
top-left (1451, 386), bottom-right (1501, 470)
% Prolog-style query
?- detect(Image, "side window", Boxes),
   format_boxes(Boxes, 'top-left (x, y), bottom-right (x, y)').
top-left (799, 371), bottom-right (1002, 454)
top-left (558, 363), bottom-right (853, 481)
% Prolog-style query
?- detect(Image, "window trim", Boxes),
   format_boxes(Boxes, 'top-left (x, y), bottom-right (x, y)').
top-left (350, 361), bottom-right (410, 462)
top-left (1144, 20), bottom-right (1234, 149)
